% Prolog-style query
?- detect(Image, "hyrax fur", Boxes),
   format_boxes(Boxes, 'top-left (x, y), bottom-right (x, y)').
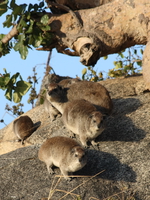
top-left (38, 136), bottom-right (87, 181)
top-left (62, 99), bottom-right (105, 147)
top-left (45, 78), bottom-right (80, 121)
top-left (46, 80), bottom-right (113, 116)
top-left (44, 97), bottom-right (61, 121)
top-left (13, 115), bottom-right (34, 144)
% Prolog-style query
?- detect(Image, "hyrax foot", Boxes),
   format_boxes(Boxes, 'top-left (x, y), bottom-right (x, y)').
top-left (47, 166), bottom-right (55, 175)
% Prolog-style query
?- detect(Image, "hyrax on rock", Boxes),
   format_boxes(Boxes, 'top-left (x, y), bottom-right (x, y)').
top-left (46, 80), bottom-right (113, 116)
top-left (13, 115), bottom-right (34, 144)
top-left (38, 136), bottom-right (87, 181)
top-left (62, 99), bottom-right (105, 147)
top-left (44, 78), bottom-right (80, 121)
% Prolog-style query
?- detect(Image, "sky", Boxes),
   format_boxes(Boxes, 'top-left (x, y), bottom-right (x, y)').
top-left (0, 0), bottom-right (117, 129)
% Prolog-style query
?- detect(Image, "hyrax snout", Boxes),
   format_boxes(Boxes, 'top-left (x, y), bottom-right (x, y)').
top-left (13, 115), bottom-right (34, 144)
top-left (38, 136), bottom-right (87, 181)
top-left (62, 99), bottom-right (105, 147)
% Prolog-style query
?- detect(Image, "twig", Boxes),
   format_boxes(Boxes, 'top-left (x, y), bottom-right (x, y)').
top-left (59, 170), bottom-right (105, 200)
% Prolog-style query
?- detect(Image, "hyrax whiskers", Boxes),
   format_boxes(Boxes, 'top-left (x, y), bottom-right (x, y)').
top-left (62, 99), bottom-right (105, 147)
top-left (13, 115), bottom-right (34, 144)
top-left (46, 80), bottom-right (113, 116)
top-left (38, 136), bottom-right (87, 181)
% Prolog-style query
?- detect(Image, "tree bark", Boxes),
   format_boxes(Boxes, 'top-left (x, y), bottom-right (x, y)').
top-left (44, 0), bottom-right (150, 88)
top-left (1, 0), bottom-right (150, 88)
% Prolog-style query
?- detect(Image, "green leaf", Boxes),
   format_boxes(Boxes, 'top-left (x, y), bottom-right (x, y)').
top-left (28, 3), bottom-right (33, 12)
top-left (82, 68), bottom-right (87, 75)
top-left (0, 0), bottom-right (8, 16)
top-left (25, 20), bottom-right (34, 33)
top-left (103, 55), bottom-right (108, 60)
top-left (3, 68), bottom-right (7, 73)
top-left (140, 49), bottom-right (143, 54)
top-left (5, 87), bottom-right (12, 101)
top-left (119, 52), bottom-right (124, 58)
top-left (10, 72), bottom-right (20, 84)
top-left (10, 0), bottom-right (16, 9)
top-left (3, 14), bottom-right (12, 28)
top-left (137, 61), bottom-right (142, 66)
top-left (15, 81), bottom-right (31, 96)
top-left (41, 14), bottom-right (49, 25)
top-left (13, 91), bottom-right (22, 103)
top-left (20, 45), bottom-right (28, 59)
top-left (39, 1), bottom-right (44, 8)
top-left (134, 49), bottom-right (137, 55)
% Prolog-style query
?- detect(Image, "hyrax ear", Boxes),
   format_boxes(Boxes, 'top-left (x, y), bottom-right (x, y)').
top-left (89, 113), bottom-right (94, 119)
top-left (71, 148), bottom-right (75, 155)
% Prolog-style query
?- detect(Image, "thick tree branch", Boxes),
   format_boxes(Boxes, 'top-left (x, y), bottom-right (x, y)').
top-left (1, 25), bottom-right (18, 44)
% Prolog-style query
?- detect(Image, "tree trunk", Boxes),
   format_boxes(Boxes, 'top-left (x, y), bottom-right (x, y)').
top-left (43, 0), bottom-right (150, 88)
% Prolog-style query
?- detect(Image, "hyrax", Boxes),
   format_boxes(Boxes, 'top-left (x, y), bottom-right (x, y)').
top-left (13, 115), bottom-right (34, 144)
top-left (46, 80), bottom-right (113, 116)
top-left (38, 136), bottom-right (87, 181)
top-left (44, 78), bottom-right (81, 121)
top-left (62, 99), bottom-right (105, 147)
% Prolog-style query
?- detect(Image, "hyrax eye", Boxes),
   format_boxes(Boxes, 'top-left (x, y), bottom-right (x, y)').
top-left (75, 154), bottom-right (78, 157)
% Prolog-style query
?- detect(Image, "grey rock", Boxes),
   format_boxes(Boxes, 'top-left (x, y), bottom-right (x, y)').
top-left (0, 75), bottom-right (150, 200)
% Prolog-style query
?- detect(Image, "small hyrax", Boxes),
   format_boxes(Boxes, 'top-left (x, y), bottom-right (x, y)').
top-left (46, 80), bottom-right (113, 115)
top-left (13, 115), bottom-right (34, 144)
top-left (44, 78), bottom-right (80, 121)
top-left (38, 136), bottom-right (87, 181)
top-left (63, 99), bottom-right (105, 147)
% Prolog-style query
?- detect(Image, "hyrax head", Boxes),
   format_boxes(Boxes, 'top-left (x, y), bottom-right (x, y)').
top-left (69, 146), bottom-right (87, 172)
top-left (88, 111), bottom-right (105, 138)
top-left (47, 83), bottom-right (64, 101)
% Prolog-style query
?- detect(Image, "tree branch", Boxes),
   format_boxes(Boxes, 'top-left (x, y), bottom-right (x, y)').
top-left (1, 25), bottom-right (18, 44)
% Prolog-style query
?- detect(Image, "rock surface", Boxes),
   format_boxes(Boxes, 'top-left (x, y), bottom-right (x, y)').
top-left (0, 75), bottom-right (150, 200)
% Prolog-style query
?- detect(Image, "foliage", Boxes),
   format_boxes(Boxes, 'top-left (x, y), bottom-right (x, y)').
top-left (81, 46), bottom-right (144, 81)
top-left (5, 103), bottom-right (24, 116)
top-left (108, 46), bottom-right (143, 78)
top-left (27, 66), bottom-right (38, 108)
top-left (0, 68), bottom-right (31, 103)
top-left (82, 66), bottom-right (103, 82)
top-left (0, 0), bottom-right (52, 59)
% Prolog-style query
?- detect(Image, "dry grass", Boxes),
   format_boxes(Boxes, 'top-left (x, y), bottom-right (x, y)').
top-left (41, 170), bottom-right (136, 200)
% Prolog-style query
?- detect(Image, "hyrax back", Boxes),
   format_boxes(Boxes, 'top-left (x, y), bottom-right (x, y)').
top-left (62, 99), bottom-right (105, 147)
top-left (38, 136), bottom-right (87, 180)
top-left (13, 115), bottom-right (34, 144)
top-left (46, 80), bottom-right (113, 115)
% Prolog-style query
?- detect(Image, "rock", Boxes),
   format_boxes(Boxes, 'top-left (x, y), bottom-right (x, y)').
top-left (0, 75), bottom-right (150, 200)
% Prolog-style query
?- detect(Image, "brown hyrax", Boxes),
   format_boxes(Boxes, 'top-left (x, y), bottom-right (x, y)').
top-left (62, 99), bottom-right (105, 147)
top-left (44, 78), bottom-right (80, 121)
top-left (13, 115), bottom-right (34, 144)
top-left (38, 136), bottom-right (87, 181)
top-left (46, 80), bottom-right (113, 115)
top-left (58, 77), bottom-right (81, 88)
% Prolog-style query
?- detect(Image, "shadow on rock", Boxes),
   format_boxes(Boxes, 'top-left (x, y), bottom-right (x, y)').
top-left (98, 98), bottom-right (146, 142)
top-left (76, 149), bottom-right (136, 183)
